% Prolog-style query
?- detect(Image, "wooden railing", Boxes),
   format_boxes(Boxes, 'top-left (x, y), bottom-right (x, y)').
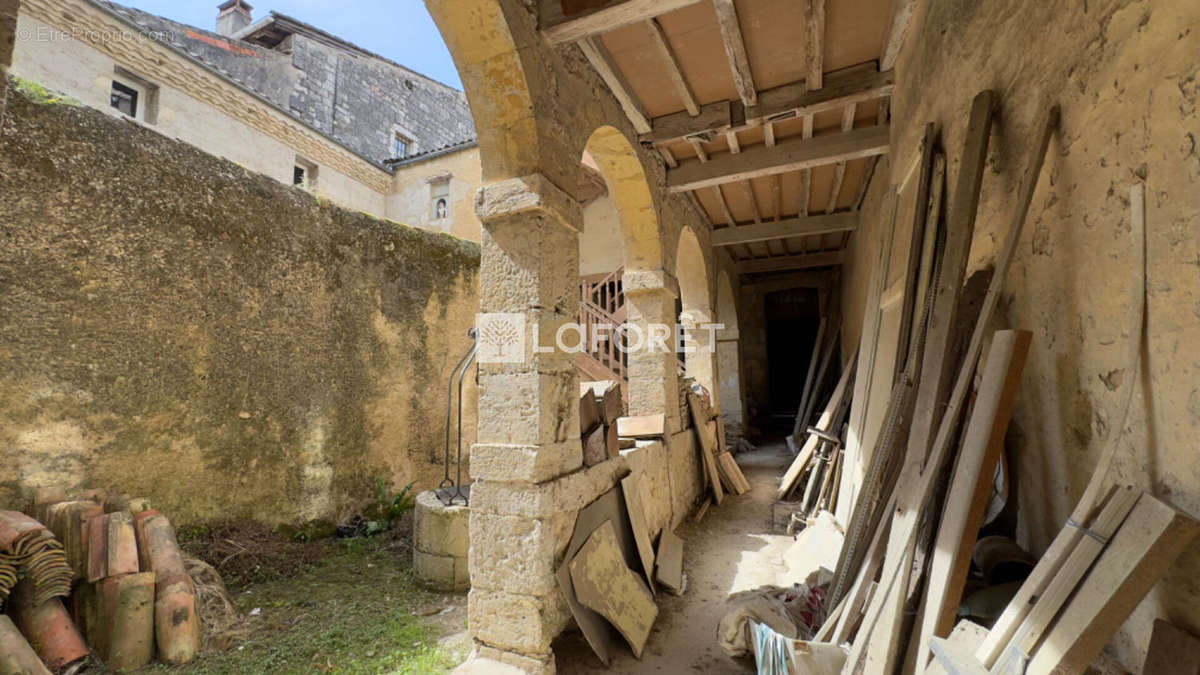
top-left (578, 269), bottom-right (628, 386)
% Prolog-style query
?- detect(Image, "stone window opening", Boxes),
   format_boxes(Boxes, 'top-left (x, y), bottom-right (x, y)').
top-left (110, 67), bottom-right (159, 124)
top-left (294, 157), bottom-right (318, 190)
top-left (110, 81), bottom-right (138, 118)
top-left (430, 177), bottom-right (450, 221)
top-left (392, 131), bottom-right (413, 159)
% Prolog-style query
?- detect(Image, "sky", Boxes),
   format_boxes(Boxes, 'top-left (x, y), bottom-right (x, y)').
top-left (118, 0), bottom-right (463, 90)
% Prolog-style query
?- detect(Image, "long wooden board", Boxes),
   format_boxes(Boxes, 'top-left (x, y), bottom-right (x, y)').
top-left (975, 180), bottom-right (1146, 668)
top-left (993, 486), bottom-right (1141, 673)
top-left (846, 102), bottom-right (1059, 675)
top-left (914, 330), bottom-right (1032, 668)
top-left (1025, 493), bottom-right (1200, 674)
top-left (621, 475), bottom-right (657, 595)
top-left (688, 394), bottom-right (724, 505)
top-left (777, 350), bottom-right (858, 499)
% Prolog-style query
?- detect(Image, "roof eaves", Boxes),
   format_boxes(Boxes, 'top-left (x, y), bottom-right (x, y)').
top-left (82, 0), bottom-right (392, 178)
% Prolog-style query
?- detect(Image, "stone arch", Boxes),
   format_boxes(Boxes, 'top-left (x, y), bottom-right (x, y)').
top-left (583, 125), bottom-right (663, 272)
top-left (674, 226), bottom-right (716, 399)
top-left (424, 0), bottom-right (549, 182)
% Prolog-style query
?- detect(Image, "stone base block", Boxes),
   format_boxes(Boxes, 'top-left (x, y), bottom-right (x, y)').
top-left (453, 644), bottom-right (555, 674)
top-left (414, 550), bottom-right (469, 591)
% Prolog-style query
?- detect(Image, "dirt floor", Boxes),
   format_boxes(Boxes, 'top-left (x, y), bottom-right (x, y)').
top-left (554, 440), bottom-right (837, 673)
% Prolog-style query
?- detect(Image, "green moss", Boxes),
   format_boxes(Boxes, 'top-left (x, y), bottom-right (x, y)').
top-left (10, 75), bottom-right (81, 106)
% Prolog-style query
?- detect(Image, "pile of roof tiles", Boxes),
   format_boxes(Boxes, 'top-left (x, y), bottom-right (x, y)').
top-left (0, 491), bottom-right (202, 674)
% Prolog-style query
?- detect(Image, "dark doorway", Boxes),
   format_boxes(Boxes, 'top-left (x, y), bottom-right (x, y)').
top-left (764, 287), bottom-right (823, 434)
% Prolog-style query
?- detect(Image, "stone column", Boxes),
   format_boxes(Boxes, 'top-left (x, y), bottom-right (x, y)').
top-left (467, 174), bottom-right (582, 674)
top-left (1, 0), bottom-right (17, 115)
top-left (622, 269), bottom-right (682, 432)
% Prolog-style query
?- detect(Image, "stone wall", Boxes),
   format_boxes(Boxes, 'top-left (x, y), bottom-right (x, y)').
top-left (0, 0), bottom-right (14, 112)
top-left (388, 144), bottom-right (484, 242)
top-left (0, 84), bottom-right (480, 527)
top-left (841, 0), bottom-right (1200, 669)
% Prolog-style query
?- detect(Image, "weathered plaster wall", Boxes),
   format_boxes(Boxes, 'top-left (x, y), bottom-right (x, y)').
top-left (0, 86), bottom-right (480, 527)
top-left (579, 192), bottom-right (624, 277)
top-left (842, 0), bottom-right (1200, 668)
top-left (388, 145), bottom-right (484, 242)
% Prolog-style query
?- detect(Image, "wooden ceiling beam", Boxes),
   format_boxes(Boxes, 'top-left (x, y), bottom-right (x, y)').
top-left (643, 18), bottom-right (700, 117)
top-left (578, 36), bottom-right (652, 134)
top-left (881, 0), bottom-right (916, 70)
top-left (737, 250), bottom-right (845, 274)
top-left (711, 0), bottom-right (757, 107)
top-left (541, 0), bottom-right (703, 44)
top-left (641, 63), bottom-right (893, 145)
top-left (713, 212), bottom-right (858, 247)
top-left (825, 103), bottom-right (858, 213)
top-left (667, 124), bottom-right (890, 192)
top-left (804, 0), bottom-right (826, 90)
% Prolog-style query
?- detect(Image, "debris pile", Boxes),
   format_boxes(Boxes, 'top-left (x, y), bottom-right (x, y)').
top-left (0, 492), bottom-right (206, 673)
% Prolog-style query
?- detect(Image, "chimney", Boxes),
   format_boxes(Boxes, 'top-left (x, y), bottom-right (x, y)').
top-left (216, 0), bottom-right (253, 37)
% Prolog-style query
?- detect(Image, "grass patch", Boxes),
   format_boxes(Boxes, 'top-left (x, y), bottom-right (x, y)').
top-left (11, 76), bottom-right (81, 106)
top-left (141, 537), bottom-right (464, 675)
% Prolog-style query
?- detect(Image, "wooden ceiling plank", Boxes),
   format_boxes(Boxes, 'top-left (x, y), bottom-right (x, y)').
top-left (643, 18), bottom-right (700, 117)
top-left (742, 180), bottom-right (762, 224)
top-left (713, 212), bottom-right (858, 246)
top-left (825, 103), bottom-right (858, 214)
top-left (712, 185), bottom-right (736, 226)
top-left (711, 0), bottom-right (758, 107)
top-left (797, 112), bottom-right (815, 217)
top-left (578, 36), bottom-right (652, 134)
top-left (804, 0), bottom-right (826, 90)
top-left (642, 64), bottom-right (893, 145)
top-left (737, 250), bottom-right (845, 274)
top-left (667, 125), bottom-right (890, 192)
top-left (542, 0), bottom-right (704, 45)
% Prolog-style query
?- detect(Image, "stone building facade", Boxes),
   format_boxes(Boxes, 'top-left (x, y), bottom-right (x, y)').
top-left (9, 0), bottom-right (479, 234)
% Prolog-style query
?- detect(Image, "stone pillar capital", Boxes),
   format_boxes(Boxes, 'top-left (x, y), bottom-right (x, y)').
top-left (622, 268), bottom-right (679, 297)
top-left (475, 173), bottom-right (581, 233)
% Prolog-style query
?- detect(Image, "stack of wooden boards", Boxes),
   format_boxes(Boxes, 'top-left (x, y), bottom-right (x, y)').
top-left (687, 390), bottom-right (751, 511)
top-left (581, 381), bottom-right (624, 466)
top-left (556, 476), bottom-right (686, 666)
top-left (0, 490), bottom-right (202, 674)
top-left (761, 93), bottom-right (1197, 674)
